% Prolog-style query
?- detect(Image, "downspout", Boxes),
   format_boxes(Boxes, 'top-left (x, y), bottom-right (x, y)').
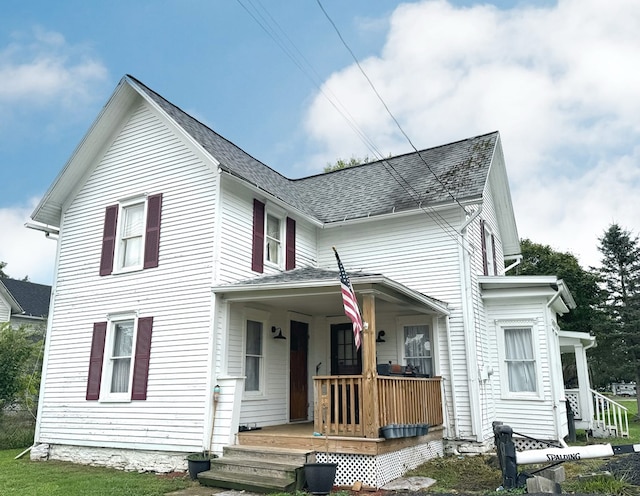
top-left (458, 205), bottom-right (483, 441)
top-left (444, 315), bottom-right (459, 438)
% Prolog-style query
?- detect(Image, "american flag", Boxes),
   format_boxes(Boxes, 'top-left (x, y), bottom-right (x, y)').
top-left (333, 247), bottom-right (363, 350)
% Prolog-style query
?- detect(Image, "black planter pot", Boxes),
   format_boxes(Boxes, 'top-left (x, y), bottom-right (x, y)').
top-left (186, 453), bottom-right (216, 480)
top-left (304, 462), bottom-right (337, 495)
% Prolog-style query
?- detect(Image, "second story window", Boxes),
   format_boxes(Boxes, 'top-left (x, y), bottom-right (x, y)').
top-left (251, 199), bottom-right (296, 273)
top-left (99, 193), bottom-right (162, 276)
top-left (120, 201), bottom-right (145, 269)
top-left (265, 214), bottom-right (282, 265)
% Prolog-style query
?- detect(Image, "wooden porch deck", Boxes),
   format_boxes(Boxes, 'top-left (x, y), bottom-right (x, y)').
top-left (236, 421), bottom-right (444, 456)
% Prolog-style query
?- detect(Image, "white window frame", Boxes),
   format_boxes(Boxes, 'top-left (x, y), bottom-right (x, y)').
top-left (496, 320), bottom-right (543, 400)
top-left (396, 316), bottom-right (434, 377)
top-left (100, 313), bottom-right (139, 402)
top-left (113, 195), bottom-right (148, 273)
top-left (263, 203), bottom-right (286, 269)
top-left (243, 309), bottom-right (269, 398)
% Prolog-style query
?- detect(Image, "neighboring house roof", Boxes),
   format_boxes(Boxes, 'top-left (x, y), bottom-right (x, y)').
top-left (31, 75), bottom-right (520, 256)
top-left (213, 266), bottom-right (449, 316)
top-left (0, 278), bottom-right (51, 319)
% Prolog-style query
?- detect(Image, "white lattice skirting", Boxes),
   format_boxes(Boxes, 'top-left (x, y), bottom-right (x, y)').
top-left (316, 439), bottom-right (444, 488)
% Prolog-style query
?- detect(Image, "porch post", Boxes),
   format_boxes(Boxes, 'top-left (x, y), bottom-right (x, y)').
top-left (574, 344), bottom-right (594, 422)
top-left (361, 293), bottom-right (380, 438)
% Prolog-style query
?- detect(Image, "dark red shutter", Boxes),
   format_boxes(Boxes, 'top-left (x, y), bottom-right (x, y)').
top-left (143, 193), bottom-right (163, 269)
top-left (491, 233), bottom-right (497, 275)
top-left (285, 217), bottom-right (296, 270)
top-left (480, 220), bottom-right (488, 276)
top-left (131, 317), bottom-right (153, 400)
top-left (252, 199), bottom-right (265, 273)
top-left (86, 322), bottom-right (107, 400)
top-left (99, 205), bottom-right (118, 276)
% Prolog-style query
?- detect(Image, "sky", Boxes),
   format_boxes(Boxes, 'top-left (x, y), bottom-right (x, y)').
top-left (1, 0), bottom-right (639, 285)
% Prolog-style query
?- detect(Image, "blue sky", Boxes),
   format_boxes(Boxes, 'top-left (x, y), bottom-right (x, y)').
top-left (1, 0), bottom-right (639, 284)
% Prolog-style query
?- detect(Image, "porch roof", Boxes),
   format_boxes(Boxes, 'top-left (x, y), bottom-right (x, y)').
top-left (212, 267), bottom-right (450, 316)
top-left (558, 330), bottom-right (596, 352)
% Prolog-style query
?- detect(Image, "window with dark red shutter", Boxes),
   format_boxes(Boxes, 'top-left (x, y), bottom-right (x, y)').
top-left (99, 206), bottom-right (118, 276)
top-left (286, 217), bottom-right (296, 270)
top-left (143, 194), bottom-right (162, 269)
top-left (86, 322), bottom-right (107, 400)
top-left (131, 316), bottom-right (153, 400)
top-left (252, 199), bottom-right (265, 273)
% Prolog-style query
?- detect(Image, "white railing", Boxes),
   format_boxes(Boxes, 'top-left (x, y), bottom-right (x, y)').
top-left (592, 389), bottom-right (629, 438)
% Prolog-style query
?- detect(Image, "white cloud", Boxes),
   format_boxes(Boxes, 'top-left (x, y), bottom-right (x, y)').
top-left (303, 0), bottom-right (640, 268)
top-left (0, 202), bottom-right (56, 285)
top-left (0, 27), bottom-right (108, 114)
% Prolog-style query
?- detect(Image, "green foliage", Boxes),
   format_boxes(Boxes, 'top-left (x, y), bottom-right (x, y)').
top-left (0, 323), bottom-right (41, 411)
top-left (0, 449), bottom-right (193, 496)
top-left (595, 224), bottom-right (640, 393)
top-left (323, 155), bottom-right (372, 172)
top-left (564, 473), bottom-right (634, 496)
top-left (0, 261), bottom-right (7, 278)
top-left (0, 410), bottom-right (35, 449)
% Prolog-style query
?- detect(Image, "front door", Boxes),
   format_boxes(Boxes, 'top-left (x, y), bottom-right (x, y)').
top-left (289, 320), bottom-right (308, 421)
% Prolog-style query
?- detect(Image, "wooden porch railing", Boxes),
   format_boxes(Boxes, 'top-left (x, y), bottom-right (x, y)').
top-left (313, 375), bottom-right (442, 437)
top-left (377, 376), bottom-right (443, 427)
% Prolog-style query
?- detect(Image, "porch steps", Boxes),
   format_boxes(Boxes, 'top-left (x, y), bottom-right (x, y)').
top-left (197, 445), bottom-right (314, 493)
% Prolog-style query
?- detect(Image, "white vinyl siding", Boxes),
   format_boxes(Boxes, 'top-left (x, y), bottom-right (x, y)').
top-left (484, 299), bottom-right (556, 440)
top-left (36, 101), bottom-right (218, 451)
top-left (316, 208), bottom-right (475, 438)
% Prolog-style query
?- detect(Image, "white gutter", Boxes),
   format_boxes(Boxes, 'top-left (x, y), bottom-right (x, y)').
top-left (24, 221), bottom-right (60, 237)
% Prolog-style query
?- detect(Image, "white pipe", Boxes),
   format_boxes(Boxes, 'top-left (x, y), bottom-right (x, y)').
top-left (444, 315), bottom-right (459, 438)
top-left (501, 255), bottom-right (522, 275)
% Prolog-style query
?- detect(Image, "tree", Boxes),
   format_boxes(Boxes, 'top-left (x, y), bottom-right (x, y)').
top-left (324, 155), bottom-right (371, 173)
top-left (596, 224), bottom-right (640, 411)
top-left (510, 239), bottom-right (608, 386)
top-left (0, 261), bottom-right (8, 278)
top-left (0, 323), bottom-right (40, 413)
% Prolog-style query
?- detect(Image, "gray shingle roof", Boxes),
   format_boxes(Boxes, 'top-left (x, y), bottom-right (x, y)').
top-left (0, 278), bottom-right (51, 318)
top-left (128, 75), bottom-right (496, 224)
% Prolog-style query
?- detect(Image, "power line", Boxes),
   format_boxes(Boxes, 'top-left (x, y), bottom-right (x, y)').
top-left (236, 0), bottom-right (471, 250)
top-left (314, 0), bottom-right (469, 213)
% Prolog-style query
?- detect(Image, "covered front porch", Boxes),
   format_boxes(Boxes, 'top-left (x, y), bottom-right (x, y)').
top-left (211, 267), bottom-right (449, 487)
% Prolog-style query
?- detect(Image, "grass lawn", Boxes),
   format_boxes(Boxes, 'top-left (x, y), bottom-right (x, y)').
top-left (0, 449), bottom-right (196, 496)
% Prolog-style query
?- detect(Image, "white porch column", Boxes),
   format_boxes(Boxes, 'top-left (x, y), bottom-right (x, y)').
top-left (574, 343), bottom-right (594, 423)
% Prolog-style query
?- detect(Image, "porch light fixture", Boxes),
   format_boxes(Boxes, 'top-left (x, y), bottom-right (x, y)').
top-left (376, 330), bottom-right (386, 343)
top-left (271, 326), bottom-right (286, 340)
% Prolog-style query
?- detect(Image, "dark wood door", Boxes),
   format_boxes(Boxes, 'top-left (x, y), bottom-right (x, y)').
top-left (289, 320), bottom-right (309, 421)
top-left (331, 323), bottom-right (362, 375)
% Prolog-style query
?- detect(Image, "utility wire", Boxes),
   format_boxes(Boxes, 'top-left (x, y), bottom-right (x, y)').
top-left (236, 0), bottom-right (470, 249)
top-left (315, 0), bottom-right (468, 213)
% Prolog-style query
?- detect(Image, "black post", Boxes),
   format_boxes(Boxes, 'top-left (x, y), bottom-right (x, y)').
top-left (493, 422), bottom-right (518, 489)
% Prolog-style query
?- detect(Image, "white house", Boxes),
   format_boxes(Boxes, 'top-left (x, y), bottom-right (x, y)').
top-left (29, 75), bottom-right (597, 489)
